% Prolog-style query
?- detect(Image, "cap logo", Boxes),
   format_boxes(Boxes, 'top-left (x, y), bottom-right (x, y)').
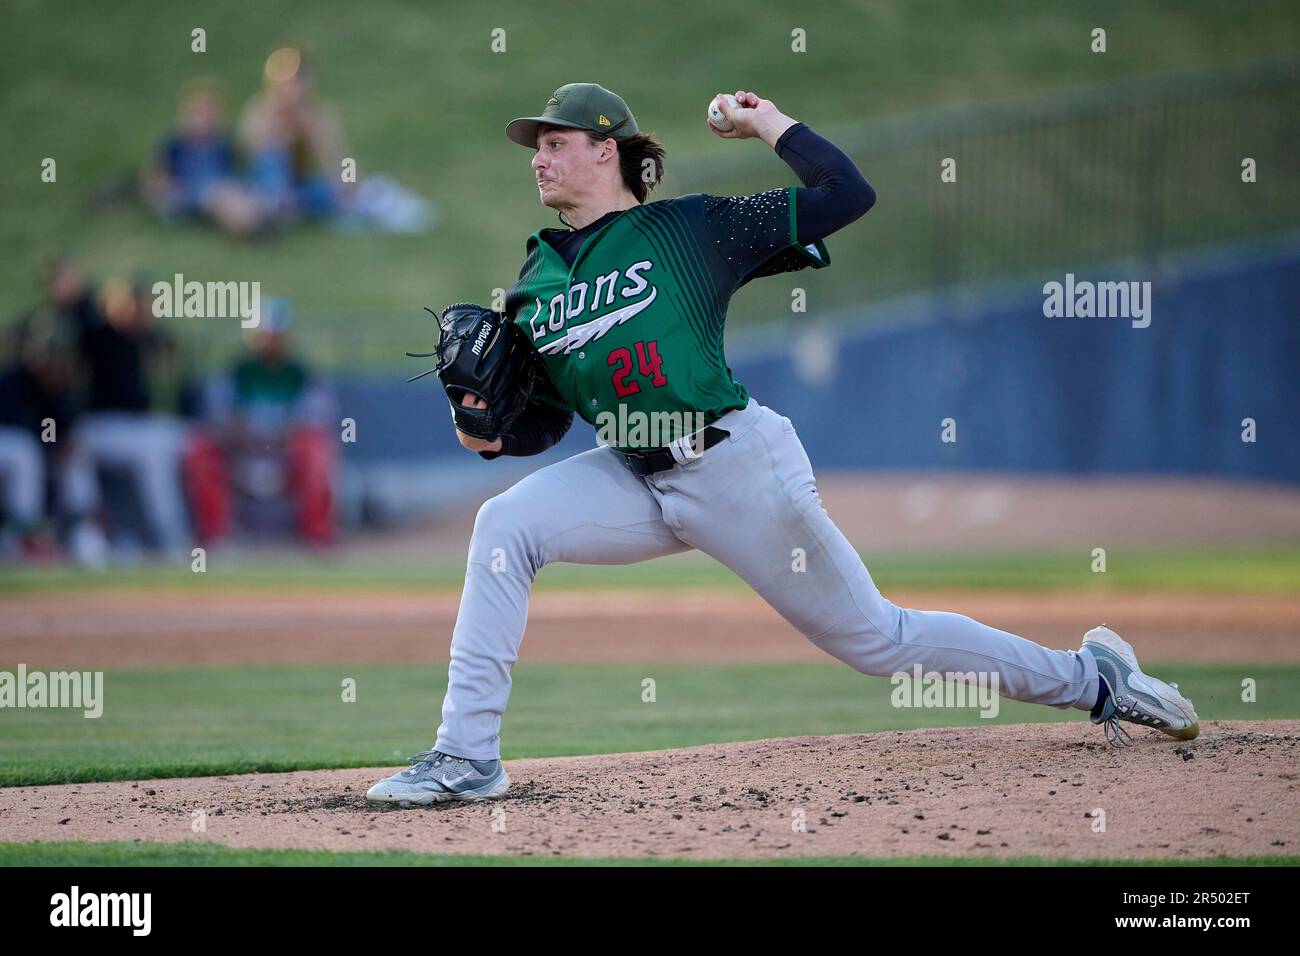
top-left (597, 114), bottom-right (611, 126)
top-left (546, 97), bottom-right (559, 107)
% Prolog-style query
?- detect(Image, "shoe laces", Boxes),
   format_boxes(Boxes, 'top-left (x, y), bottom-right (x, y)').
top-left (1103, 695), bottom-right (1175, 747)
top-left (1101, 715), bottom-right (1135, 747)
top-left (406, 749), bottom-right (452, 772)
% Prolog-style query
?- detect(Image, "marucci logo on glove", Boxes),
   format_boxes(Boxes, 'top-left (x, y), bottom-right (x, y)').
top-left (472, 319), bottom-right (493, 357)
top-left (407, 303), bottom-right (548, 442)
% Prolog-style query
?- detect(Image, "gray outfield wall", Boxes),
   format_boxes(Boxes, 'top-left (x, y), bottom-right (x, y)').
top-left (727, 237), bottom-right (1299, 481)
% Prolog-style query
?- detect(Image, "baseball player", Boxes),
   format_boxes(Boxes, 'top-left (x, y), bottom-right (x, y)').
top-left (367, 84), bottom-right (1199, 805)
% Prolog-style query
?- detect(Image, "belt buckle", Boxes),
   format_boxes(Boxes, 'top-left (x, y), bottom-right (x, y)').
top-left (623, 452), bottom-right (649, 477)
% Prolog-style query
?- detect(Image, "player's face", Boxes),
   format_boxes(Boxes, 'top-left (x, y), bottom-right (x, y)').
top-left (532, 127), bottom-right (603, 208)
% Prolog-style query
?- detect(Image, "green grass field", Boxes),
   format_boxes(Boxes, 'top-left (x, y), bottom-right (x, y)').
top-left (2, 841), bottom-right (1294, 867)
top-left (3, 0), bottom-right (1298, 363)
top-left (4, 543), bottom-right (1299, 595)
top-left (1, 661), bottom-right (1293, 788)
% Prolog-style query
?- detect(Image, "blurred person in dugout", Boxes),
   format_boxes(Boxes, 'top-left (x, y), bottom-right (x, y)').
top-left (140, 79), bottom-right (262, 237)
top-left (1, 258), bottom-right (119, 565)
top-left (0, 310), bottom-right (105, 564)
top-left (187, 298), bottom-right (338, 547)
top-left (237, 47), bottom-right (349, 225)
top-left (63, 272), bottom-right (199, 559)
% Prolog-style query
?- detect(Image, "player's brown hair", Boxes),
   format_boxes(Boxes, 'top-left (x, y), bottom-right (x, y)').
top-left (583, 130), bottom-right (667, 203)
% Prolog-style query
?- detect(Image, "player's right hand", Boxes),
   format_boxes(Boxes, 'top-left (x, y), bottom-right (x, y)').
top-left (455, 394), bottom-right (504, 454)
top-left (708, 90), bottom-right (796, 148)
top-left (708, 90), bottom-right (768, 139)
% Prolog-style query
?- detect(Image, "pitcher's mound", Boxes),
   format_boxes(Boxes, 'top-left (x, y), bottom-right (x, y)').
top-left (3, 721), bottom-right (1297, 861)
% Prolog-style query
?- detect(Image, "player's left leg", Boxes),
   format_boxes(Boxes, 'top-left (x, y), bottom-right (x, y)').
top-left (648, 399), bottom-right (1099, 712)
top-left (366, 442), bottom-right (690, 805)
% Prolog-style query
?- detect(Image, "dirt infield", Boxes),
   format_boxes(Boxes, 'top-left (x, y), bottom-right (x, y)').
top-left (2, 722), bottom-right (1295, 860)
top-left (3, 587), bottom-right (1297, 667)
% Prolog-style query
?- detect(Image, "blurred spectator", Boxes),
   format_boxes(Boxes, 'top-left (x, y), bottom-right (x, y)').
top-left (43, 255), bottom-right (99, 329)
top-left (237, 48), bottom-right (349, 225)
top-left (189, 298), bottom-right (338, 546)
top-left (141, 79), bottom-right (262, 236)
top-left (1, 267), bottom-right (113, 566)
top-left (62, 275), bottom-right (196, 557)
top-left (0, 314), bottom-right (69, 560)
top-left (0, 306), bottom-right (111, 564)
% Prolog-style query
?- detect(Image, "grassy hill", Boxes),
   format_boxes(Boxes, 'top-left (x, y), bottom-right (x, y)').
top-left (2, 0), bottom-right (1298, 366)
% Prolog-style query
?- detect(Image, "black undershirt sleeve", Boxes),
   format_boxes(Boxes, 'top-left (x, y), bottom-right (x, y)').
top-left (775, 123), bottom-right (876, 245)
top-left (698, 123), bottom-right (875, 290)
top-left (478, 248), bottom-right (579, 460)
top-left (477, 395), bottom-right (574, 460)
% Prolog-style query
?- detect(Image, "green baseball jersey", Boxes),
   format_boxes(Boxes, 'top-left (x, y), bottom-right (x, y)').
top-left (504, 187), bottom-right (830, 452)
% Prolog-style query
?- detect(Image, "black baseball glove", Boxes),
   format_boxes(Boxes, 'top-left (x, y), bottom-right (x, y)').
top-left (407, 302), bottom-right (541, 441)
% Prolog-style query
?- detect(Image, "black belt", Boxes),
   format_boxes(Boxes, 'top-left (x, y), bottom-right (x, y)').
top-left (621, 426), bottom-right (730, 477)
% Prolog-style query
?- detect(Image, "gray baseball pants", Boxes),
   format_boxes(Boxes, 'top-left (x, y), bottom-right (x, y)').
top-left (435, 397), bottom-right (1100, 760)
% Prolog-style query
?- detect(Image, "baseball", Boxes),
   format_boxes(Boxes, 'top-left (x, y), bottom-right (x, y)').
top-left (707, 93), bottom-right (738, 131)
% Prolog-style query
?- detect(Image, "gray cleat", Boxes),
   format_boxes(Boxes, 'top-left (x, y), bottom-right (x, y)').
top-left (366, 750), bottom-right (510, 806)
top-left (1083, 625), bottom-right (1200, 747)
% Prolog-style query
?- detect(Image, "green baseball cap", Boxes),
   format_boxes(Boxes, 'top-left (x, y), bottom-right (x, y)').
top-left (505, 82), bottom-right (638, 148)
